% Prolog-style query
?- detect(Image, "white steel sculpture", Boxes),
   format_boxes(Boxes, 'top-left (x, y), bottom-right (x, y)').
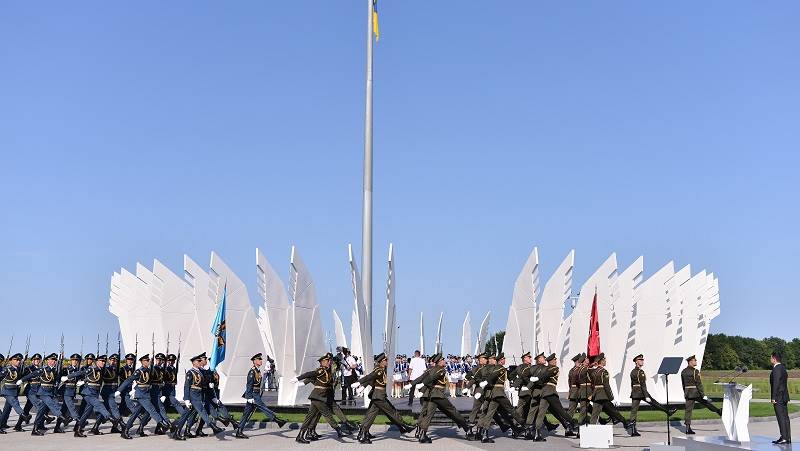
top-left (435, 312), bottom-right (444, 355)
top-left (384, 244), bottom-right (397, 380)
top-left (349, 244), bottom-right (373, 374)
top-left (419, 312), bottom-right (425, 355)
top-left (255, 248), bottom-right (290, 376)
top-left (474, 311), bottom-right (491, 355)
top-left (607, 257), bottom-right (644, 400)
top-left (332, 309), bottom-right (348, 350)
top-left (504, 247), bottom-right (540, 365)
top-left (538, 251), bottom-right (574, 357)
top-left (460, 312), bottom-right (472, 358)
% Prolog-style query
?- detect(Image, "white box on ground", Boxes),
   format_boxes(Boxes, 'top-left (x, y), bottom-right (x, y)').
top-left (580, 425), bottom-right (613, 448)
top-left (649, 443), bottom-right (685, 451)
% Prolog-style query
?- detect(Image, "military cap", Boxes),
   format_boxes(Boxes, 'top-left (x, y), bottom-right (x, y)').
top-left (124, 353), bottom-right (136, 360)
top-left (167, 354), bottom-right (177, 361)
top-left (45, 353), bottom-right (58, 360)
top-left (31, 353), bottom-right (42, 360)
top-left (199, 352), bottom-right (208, 359)
top-left (70, 353), bottom-right (82, 360)
top-left (96, 355), bottom-right (107, 362)
top-left (109, 353), bottom-right (120, 360)
top-left (535, 352), bottom-right (545, 360)
top-left (318, 352), bottom-right (332, 362)
top-left (496, 353), bottom-right (505, 361)
top-left (546, 353), bottom-right (557, 362)
top-left (0, 354), bottom-right (4, 361)
top-left (521, 351), bottom-right (532, 359)
top-left (154, 353), bottom-right (166, 360)
top-left (139, 354), bottom-right (150, 362)
top-left (593, 353), bottom-right (605, 363)
top-left (10, 353), bottom-right (23, 360)
top-left (686, 355), bottom-right (696, 362)
top-left (487, 354), bottom-right (497, 360)
top-left (632, 354), bottom-right (644, 363)
top-left (475, 352), bottom-right (487, 359)
top-left (572, 353), bottom-right (583, 362)
top-left (374, 352), bottom-right (387, 363)
top-left (251, 353), bottom-right (263, 361)
top-left (84, 353), bottom-right (96, 360)
top-left (432, 354), bottom-right (444, 363)
top-left (190, 353), bottom-right (205, 362)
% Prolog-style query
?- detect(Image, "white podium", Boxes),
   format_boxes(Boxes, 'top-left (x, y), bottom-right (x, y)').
top-left (714, 382), bottom-right (752, 442)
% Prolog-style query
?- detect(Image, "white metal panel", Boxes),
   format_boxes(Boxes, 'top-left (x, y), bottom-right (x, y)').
top-left (474, 311), bottom-right (491, 355)
top-left (332, 310), bottom-right (348, 350)
top-left (419, 312), bottom-right (425, 355)
top-left (349, 244), bottom-right (373, 374)
top-left (461, 312), bottom-right (472, 357)
top-left (255, 248), bottom-right (290, 378)
top-left (384, 244), bottom-right (396, 380)
top-left (538, 250), bottom-right (574, 356)
top-left (607, 256), bottom-right (644, 401)
top-left (435, 312), bottom-right (444, 355)
top-left (504, 247), bottom-right (540, 365)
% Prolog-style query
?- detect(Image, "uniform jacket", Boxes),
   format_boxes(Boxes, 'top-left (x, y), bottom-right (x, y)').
top-left (358, 366), bottom-right (388, 400)
top-left (243, 366), bottom-right (264, 400)
top-left (420, 367), bottom-right (448, 399)
top-left (590, 366), bottom-right (613, 401)
top-left (297, 366), bottom-right (335, 402)
top-left (511, 363), bottom-right (533, 396)
top-left (771, 363), bottom-right (789, 404)
top-left (577, 365), bottom-right (592, 399)
top-left (568, 366), bottom-right (580, 400)
top-left (184, 367), bottom-right (204, 400)
top-left (23, 365), bottom-right (58, 396)
top-left (483, 364), bottom-right (509, 399)
top-left (541, 365), bottom-right (560, 397)
top-left (630, 367), bottom-right (649, 400)
top-left (1, 364), bottom-right (23, 396)
top-left (681, 366), bottom-right (704, 400)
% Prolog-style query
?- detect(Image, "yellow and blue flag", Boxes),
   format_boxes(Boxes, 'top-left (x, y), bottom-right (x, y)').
top-left (209, 283), bottom-right (227, 371)
top-left (372, 0), bottom-right (380, 41)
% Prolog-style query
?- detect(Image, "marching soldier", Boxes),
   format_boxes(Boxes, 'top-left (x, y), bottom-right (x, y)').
top-left (235, 353), bottom-right (287, 439)
top-left (161, 354), bottom-right (185, 419)
top-left (681, 355), bottom-right (721, 434)
top-left (534, 354), bottom-right (577, 440)
top-left (149, 353), bottom-right (170, 435)
top-left (524, 352), bottom-right (553, 441)
top-left (54, 353), bottom-right (82, 433)
top-left (117, 354), bottom-right (172, 439)
top-left (566, 353), bottom-right (584, 420)
top-left (118, 353), bottom-right (137, 420)
top-left (64, 354), bottom-right (126, 437)
top-left (24, 353), bottom-right (62, 436)
top-left (203, 364), bottom-right (238, 433)
top-left (474, 354), bottom-right (524, 443)
top-left (510, 351), bottom-right (535, 432)
top-left (170, 352), bottom-right (223, 440)
top-left (292, 352), bottom-right (352, 444)
top-left (416, 353), bottom-right (471, 443)
top-left (351, 352), bottom-right (414, 443)
top-left (629, 354), bottom-right (676, 436)
top-left (15, 353), bottom-right (43, 431)
top-left (576, 354), bottom-right (593, 426)
top-left (0, 354), bottom-right (33, 434)
top-left (100, 353), bottom-right (123, 433)
top-left (588, 354), bottom-right (630, 433)
top-left (463, 352), bottom-right (488, 426)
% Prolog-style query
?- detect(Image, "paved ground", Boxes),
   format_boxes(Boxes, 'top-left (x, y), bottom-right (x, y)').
top-left (1, 414), bottom-right (797, 450)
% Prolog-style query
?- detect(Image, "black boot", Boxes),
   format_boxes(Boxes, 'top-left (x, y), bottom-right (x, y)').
top-left (524, 426), bottom-right (535, 440)
top-left (465, 425), bottom-right (476, 441)
top-left (234, 427), bottom-right (249, 439)
top-left (546, 419), bottom-right (559, 432)
top-left (89, 421), bottom-right (104, 435)
top-left (54, 417), bottom-right (65, 434)
top-left (183, 423), bottom-right (196, 439)
top-left (565, 424), bottom-right (578, 437)
top-left (194, 421), bottom-right (206, 437)
top-left (137, 423), bottom-right (148, 437)
top-left (73, 422), bottom-right (86, 438)
top-left (418, 429), bottom-right (432, 443)
top-left (307, 429), bottom-right (320, 440)
top-left (171, 427), bottom-right (186, 441)
top-left (686, 425), bottom-right (696, 435)
top-left (154, 423), bottom-right (163, 435)
top-left (400, 424), bottom-right (415, 434)
top-left (121, 426), bottom-right (133, 439)
top-left (481, 428), bottom-right (495, 443)
top-left (295, 429), bottom-right (310, 444)
top-left (45, 415), bottom-right (55, 424)
top-left (359, 427), bottom-right (372, 444)
top-left (335, 426), bottom-right (350, 438)
top-left (31, 424), bottom-right (45, 436)
top-left (274, 417), bottom-right (287, 428)
top-left (229, 419), bottom-right (240, 430)
top-left (210, 422), bottom-right (224, 435)
top-left (534, 427), bottom-right (547, 442)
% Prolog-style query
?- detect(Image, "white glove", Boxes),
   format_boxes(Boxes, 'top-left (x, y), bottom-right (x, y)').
top-left (129, 391), bottom-right (135, 399)
top-left (246, 398), bottom-right (255, 404)
top-left (403, 384), bottom-right (412, 390)
top-left (461, 388), bottom-right (470, 396)
top-left (613, 399), bottom-right (620, 407)
top-left (160, 396), bottom-right (166, 403)
top-left (77, 380), bottom-right (85, 387)
top-left (289, 377), bottom-right (299, 384)
top-left (521, 387), bottom-right (529, 392)
top-left (61, 376), bottom-right (68, 382)
top-left (356, 387), bottom-right (365, 396)
top-left (703, 396), bottom-right (709, 401)
top-left (474, 392), bottom-right (482, 400)
top-left (530, 376), bottom-right (539, 382)
top-left (209, 383), bottom-right (215, 388)
top-left (351, 382), bottom-right (361, 389)
top-left (212, 398), bottom-right (219, 405)
top-left (415, 383), bottom-right (424, 390)
top-left (184, 400), bottom-right (192, 408)
top-left (479, 381), bottom-right (488, 388)
top-left (114, 391), bottom-right (121, 398)
top-left (15, 380), bottom-right (22, 386)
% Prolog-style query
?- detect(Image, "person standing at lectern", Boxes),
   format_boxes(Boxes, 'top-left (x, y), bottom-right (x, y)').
top-left (771, 351), bottom-right (791, 444)
top-left (681, 355), bottom-right (722, 435)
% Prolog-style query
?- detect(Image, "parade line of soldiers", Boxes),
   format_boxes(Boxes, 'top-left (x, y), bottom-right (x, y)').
top-left (0, 346), bottom-right (722, 443)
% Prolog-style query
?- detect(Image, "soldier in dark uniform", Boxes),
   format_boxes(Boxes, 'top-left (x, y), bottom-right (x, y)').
top-left (117, 354), bottom-right (172, 439)
top-left (235, 353), bottom-right (287, 439)
top-left (474, 354), bottom-right (524, 443)
top-left (351, 352), bottom-right (414, 443)
top-left (100, 353), bottom-right (122, 433)
top-left (293, 352), bottom-right (351, 444)
top-left (588, 354), bottom-right (630, 433)
top-left (525, 352), bottom-right (557, 440)
top-left (187, 355), bottom-right (231, 437)
top-left (24, 353), bottom-right (62, 436)
top-left (170, 352), bottom-right (223, 440)
top-left (533, 354), bottom-right (577, 440)
top-left (54, 353), bottom-right (82, 433)
top-left (15, 353), bottom-right (44, 431)
top-left (65, 354), bottom-right (126, 437)
top-left (117, 353), bottom-right (137, 419)
top-left (463, 352), bottom-right (488, 426)
top-left (576, 354), bottom-right (593, 425)
top-left (629, 354), bottom-right (675, 436)
top-left (161, 354), bottom-right (185, 419)
top-left (510, 351), bottom-right (535, 430)
top-left (566, 353), bottom-right (584, 421)
top-left (416, 353), bottom-right (471, 443)
top-left (403, 354), bottom-right (438, 440)
top-left (681, 355), bottom-right (721, 434)
top-left (0, 353), bottom-right (32, 434)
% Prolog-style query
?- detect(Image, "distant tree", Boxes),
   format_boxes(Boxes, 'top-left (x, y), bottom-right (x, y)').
top-left (484, 331), bottom-right (505, 356)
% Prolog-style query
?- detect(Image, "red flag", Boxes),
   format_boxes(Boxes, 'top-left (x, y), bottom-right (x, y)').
top-left (587, 290), bottom-right (601, 358)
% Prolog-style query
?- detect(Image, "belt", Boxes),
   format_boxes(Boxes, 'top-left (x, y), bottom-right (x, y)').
top-left (373, 387), bottom-right (385, 390)
top-left (3, 384), bottom-right (19, 388)
top-left (632, 384), bottom-right (641, 387)
top-left (191, 386), bottom-right (203, 390)
top-left (580, 383), bottom-right (592, 386)
top-left (494, 384), bottom-right (504, 388)
top-left (87, 383), bottom-right (102, 387)
top-left (685, 385), bottom-right (696, 388)
top-left (41, 384), bottom-right (55, 388)
top-left (137, 384), bottom-right (151, 389)
top-left (314, 386), bottom-right (329, 390)
top-left (29, 382), bottom-right (41, 385)
top-left (65, 383), bottom-right (76, 387)
top-left (104, 383), bottom-right (118, 387)
top-left (547, 382), bottom-right (557, 386)
top-left (435, 385), bottom-right (447, 389)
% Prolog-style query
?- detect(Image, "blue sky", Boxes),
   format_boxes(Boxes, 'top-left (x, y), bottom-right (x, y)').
top-left (1, 1), bottom-right (798, 356)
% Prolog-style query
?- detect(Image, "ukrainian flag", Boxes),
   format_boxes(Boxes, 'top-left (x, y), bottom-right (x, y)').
top-left (209, 284), bottom-right (227, 371)
top-left (372, 0), bottom-right (380, 41)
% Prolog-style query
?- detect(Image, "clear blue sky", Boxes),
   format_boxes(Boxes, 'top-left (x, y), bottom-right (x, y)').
top-left (1, 1), bottom-right (798, 356)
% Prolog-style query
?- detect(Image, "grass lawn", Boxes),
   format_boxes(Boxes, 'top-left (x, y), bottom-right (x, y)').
top-left (702, 371), bottom-right (800, 398)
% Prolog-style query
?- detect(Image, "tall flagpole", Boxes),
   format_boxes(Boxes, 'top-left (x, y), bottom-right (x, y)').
top-left (361, 0), bottom-right (374, 357)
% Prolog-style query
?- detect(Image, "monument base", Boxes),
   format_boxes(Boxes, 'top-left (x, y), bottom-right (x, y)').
top-left (673, 435), bottom-right (792, 451)
top-left (649, 443), bottom-right (686, 451)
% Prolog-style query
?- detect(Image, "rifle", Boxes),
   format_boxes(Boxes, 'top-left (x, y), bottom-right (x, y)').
top-left (80, 336), bottom-right (84, 358)
top-left (166, 332), bottom-right (170, 357)
top-left (134, 333), bottom-right (138, 368)
top-left (117, 331), bottom-right (121, 367)
top-left (176, 332), bottom-right (182, 374)
top-left (6, 335), bottom-right (13, 361)
top-left (151, 332), bottom-right (155, 360)
top-left (96, 333), bottom-right (100, 357)
top-left (105, 332), bottom-right (109, 356)
top-left (55, 334), bottom-right (65, 389)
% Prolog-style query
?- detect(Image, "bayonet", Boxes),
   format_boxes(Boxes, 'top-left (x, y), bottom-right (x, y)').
top-left (6, 335), bottom-right (13, 360)
top-left (96, 333), bottom-right (100, 356)
top-left (80, 336), bottom-right (84, 356)
top-left (151, 332), bottom-right (155, 359)
top-left (166, 332), bottom-right (170, 356)
top-left (105, 332), bottom-right (109, 356)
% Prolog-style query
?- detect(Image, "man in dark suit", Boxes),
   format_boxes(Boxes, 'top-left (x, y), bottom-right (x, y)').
top-left (771, 351), bottom-right (791, 444)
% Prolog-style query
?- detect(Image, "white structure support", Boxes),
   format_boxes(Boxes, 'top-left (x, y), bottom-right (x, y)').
top-left (435, 312), bottom-right (443, 355)
top-left (504, 247), bottom-right (540, 365)
top-left (384, 244), bottom-right (397, 380)
top-left (256, 248), bottom-right (290, 377)
top-left (419, 312), bottom-right (425, 355)
top-left (460, 312), bottom-right (472, 358)
top-left (538, 250), bottom-right (574, 357)
top-left (349, 244), bottom-right (373, 373)
top-left (475, 311), bottom-right (491, 355)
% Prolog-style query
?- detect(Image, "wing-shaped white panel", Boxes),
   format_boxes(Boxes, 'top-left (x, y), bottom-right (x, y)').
top-left (461, 312), bottom-right (472, 358)
top-left (696, 273), bottom-right (720, 368)
top-left (419, 312), bottom-right (425, 355)
top-left (333, 310), bottom-right (348, 349)
top-left (505, 247), bottom-right (540, 365)
top-left (384, 244), bottom-right (396, 380)
top-left (349, 244), bottom-right (373, 374)
top-left (435, 312), bottom-right (444, 355)
top-left (255, 248), bottom-right (290, 378)
top-left (474, 311), bottom-right (491, 355)
top-left (608, 257), bottom-right (644, 401)
top-left (538, 250), bottom-right (574, 356)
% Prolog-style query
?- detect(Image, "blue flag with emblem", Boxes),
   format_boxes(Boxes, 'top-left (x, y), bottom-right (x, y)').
top-left (209, 283), bottom-right (227, 371)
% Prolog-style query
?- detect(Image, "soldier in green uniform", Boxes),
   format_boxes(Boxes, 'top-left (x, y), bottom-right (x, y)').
top-left (475, 354), bottom-right (524, 443)
top-left (576, 355), bottom-right (593, 425)
top-left (629, 354), bottom-right (675, 436)
top-left (534, 354), bottom-right (577, 440)
top-left (415, 354), bottom-right (471, 443)
top-left (404, 354), bottom-right (438, 440)
top-left (292, 353), bottom-right (351, 444)
top-left (681, 355), bottom-right (721, 434)
top-left (351, 353), bottom-right (414, 444)
top-left (566, 353), bottom-right (585, 421)
top-left (524, 352), bottom-right (555, 440)
top-left (588, 354), bottom-right (630, 432)
top-left (510, 351), bottom-right (535, 431)
top-left (463, 352), bottom-right (488, 427)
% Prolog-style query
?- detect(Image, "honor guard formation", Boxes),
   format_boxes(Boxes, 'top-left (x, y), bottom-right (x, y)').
top-left (0, 336), bottom-right (723, 444)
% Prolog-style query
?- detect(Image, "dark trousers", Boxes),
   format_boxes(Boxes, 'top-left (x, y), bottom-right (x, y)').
top-left (34, 394), bottom-right (61, 428)
top-left (477, 395), bottom-right (519, 430)
top-left (342, 375), bottom-right (356, 401)
top-left (536, 394), bottom-right (573, 429)
top-left (0, 395), bottom-right (24, 427)
top-left (685, 398), bottom-right (719, 425)
top-left (419, 397), bottom-right (468, 430)
top-left (361, 396), bottom-right (406, 430)
top-left (301, 400), bottom-right (339, 431)
top-left (774, 401), bottom-right (791, 440)
top-left (630, 396), bottom-right (670, 422)
top-left (590, 400), bottom-right (626, 425)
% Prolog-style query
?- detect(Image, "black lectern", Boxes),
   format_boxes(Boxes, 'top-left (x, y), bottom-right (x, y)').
top-left (657, 357), bottom-right (684, 445)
